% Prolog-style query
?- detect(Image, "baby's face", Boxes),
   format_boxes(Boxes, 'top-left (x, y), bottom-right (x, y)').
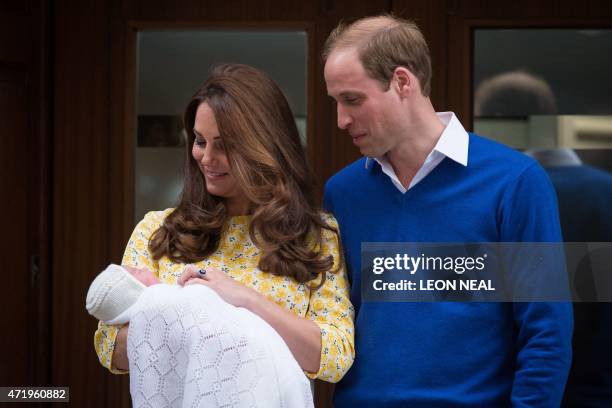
top-left (123, 266), bottom-right (159, 286)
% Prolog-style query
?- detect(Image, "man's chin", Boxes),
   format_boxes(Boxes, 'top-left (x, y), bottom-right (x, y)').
top-left (358, 146), bottom-right (377, 157)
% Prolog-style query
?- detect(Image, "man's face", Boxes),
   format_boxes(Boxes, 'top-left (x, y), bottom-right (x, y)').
top-left (324, 48), bottom-right (404, 157)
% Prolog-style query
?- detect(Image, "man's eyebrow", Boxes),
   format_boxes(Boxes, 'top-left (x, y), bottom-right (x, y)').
top-left (327, 91), bottom-right (361, 98)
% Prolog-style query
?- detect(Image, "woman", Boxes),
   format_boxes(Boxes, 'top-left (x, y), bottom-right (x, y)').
top-left (94, 64), bottom-right (354, 387)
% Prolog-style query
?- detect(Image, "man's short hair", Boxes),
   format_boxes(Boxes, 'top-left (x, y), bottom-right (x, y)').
top-left (323, 14), bottom-right (432, 97)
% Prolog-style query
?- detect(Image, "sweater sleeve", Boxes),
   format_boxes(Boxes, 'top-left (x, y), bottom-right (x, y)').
top-left (500, 163), bottom-right (573, 407)
top-left (323, 181), bottom-right (335, 214)
top-left (305, 215), bottom-right (355, 383)
top-left (93, 210), bottom-right (165, 374)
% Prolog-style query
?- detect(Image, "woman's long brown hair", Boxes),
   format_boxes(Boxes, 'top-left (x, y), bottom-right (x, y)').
top-left (149, 64), bottom-right (337, 283)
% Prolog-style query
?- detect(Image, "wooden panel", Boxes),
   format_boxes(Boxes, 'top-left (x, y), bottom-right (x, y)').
top-left (52, 0), bottom-right (113, 406)
top-left (454, 0), bottom-right (612, 19)
top-left (0, 1), bottom-right (31, 14)
top-left (123, 0), bottom-right (317, 21)
top-left (0, 67), bottom-right (30, 386)
top-left (107, 4), bottom-right (133, 407)
top-left (0, 12), bottom-right (30, 65)
top-left (0, 0), bottom-right (50, 390)
top-left (30, 0), bottom-right (52, 389)
top-left (446, 10), bottom-right (472, 127)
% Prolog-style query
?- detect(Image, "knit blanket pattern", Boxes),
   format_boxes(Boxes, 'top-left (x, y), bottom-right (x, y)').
top-left (127, 284), bottom-right (313, 408)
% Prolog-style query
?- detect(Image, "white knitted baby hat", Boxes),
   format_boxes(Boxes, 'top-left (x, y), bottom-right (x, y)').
top-left (86, 264), bottom-right (146, 324)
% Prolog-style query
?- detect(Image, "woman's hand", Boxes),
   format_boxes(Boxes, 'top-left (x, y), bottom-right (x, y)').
top-left (177, 265), bottom-right (259, 309)
top-left (178, 265), bottom-right (321, 373)
top-left (111, 324), bottom-right (129, 371)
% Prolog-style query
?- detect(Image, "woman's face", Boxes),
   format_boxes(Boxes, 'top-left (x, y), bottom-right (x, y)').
top-left (191, 102), bottom-right (248, 215)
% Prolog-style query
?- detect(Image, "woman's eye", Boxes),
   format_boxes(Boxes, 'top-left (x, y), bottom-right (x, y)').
top-left (195, 138), bottom-right (206, 147)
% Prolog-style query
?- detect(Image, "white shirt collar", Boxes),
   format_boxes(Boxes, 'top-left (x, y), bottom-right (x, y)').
top-left (365, 112), bottom-right (469, 170)
top-left (431, 112), bottom-right (469, 166)
top-left (364, 112), bottom-right (469, 193)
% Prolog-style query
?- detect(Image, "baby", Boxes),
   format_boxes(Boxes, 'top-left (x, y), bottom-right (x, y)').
top-left (86, 264), bottom-right (159, 324)
top-left (86, 264), bottom-right (313, 408)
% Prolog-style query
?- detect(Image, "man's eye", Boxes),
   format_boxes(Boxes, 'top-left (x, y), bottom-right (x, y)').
top-left (345, 97), bottom-right (360, 105)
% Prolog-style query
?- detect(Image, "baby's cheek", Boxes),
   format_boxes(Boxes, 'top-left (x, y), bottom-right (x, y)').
top-left (144, 273), bottom-right (160, 286)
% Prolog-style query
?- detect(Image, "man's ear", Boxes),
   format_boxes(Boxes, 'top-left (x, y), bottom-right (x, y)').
top-left (392, 67), bottom-right (414, 96)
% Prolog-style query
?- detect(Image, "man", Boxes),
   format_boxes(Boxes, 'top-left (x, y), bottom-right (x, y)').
top-left (323, 15), bottom-right (572, 407)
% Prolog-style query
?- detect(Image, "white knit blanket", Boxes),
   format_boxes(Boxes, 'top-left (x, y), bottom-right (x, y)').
top-left (127, 284), bottom-right (314, 408)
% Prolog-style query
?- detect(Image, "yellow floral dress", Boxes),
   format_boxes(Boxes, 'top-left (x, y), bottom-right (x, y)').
top-left (94, 209), bottom-right (355, 383)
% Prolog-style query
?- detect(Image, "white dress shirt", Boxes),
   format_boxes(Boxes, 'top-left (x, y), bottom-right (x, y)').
top-left (365, 112), bottom-right (470, 193)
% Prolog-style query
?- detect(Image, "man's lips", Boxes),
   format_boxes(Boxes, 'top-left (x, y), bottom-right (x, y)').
top-left (351, 133), bottom-right (366, 144)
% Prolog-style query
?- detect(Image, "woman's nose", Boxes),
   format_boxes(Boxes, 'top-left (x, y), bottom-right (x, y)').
top-left (201, 145), bottom-right (215, 166)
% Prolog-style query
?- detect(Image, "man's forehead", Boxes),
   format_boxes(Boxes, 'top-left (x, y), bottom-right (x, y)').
top-left (327, 46), bottom-right (359, 62)
top-left (325, 48), bottom-right (363, 75)
top-left (325, 49), bottom-right (371, 93)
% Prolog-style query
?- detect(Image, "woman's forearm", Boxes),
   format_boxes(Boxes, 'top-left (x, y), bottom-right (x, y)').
top-left (245, 292), bottom-right (322, 374)
top-left (111, 325), bottom-right (129, 371)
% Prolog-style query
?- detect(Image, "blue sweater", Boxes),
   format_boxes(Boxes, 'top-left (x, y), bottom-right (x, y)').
top-left (324, 134), bottom-right (573, 408)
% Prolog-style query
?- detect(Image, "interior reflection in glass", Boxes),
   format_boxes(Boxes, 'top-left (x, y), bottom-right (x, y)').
top-left (473, 29), bottom-right (612, 150)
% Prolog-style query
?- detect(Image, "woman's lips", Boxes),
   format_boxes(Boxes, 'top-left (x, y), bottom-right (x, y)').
top-left (205, 169), bottom-right (228, 179)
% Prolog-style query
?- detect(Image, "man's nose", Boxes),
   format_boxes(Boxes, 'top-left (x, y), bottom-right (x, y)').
top-left (337, 105), bottom-right (353, 129)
